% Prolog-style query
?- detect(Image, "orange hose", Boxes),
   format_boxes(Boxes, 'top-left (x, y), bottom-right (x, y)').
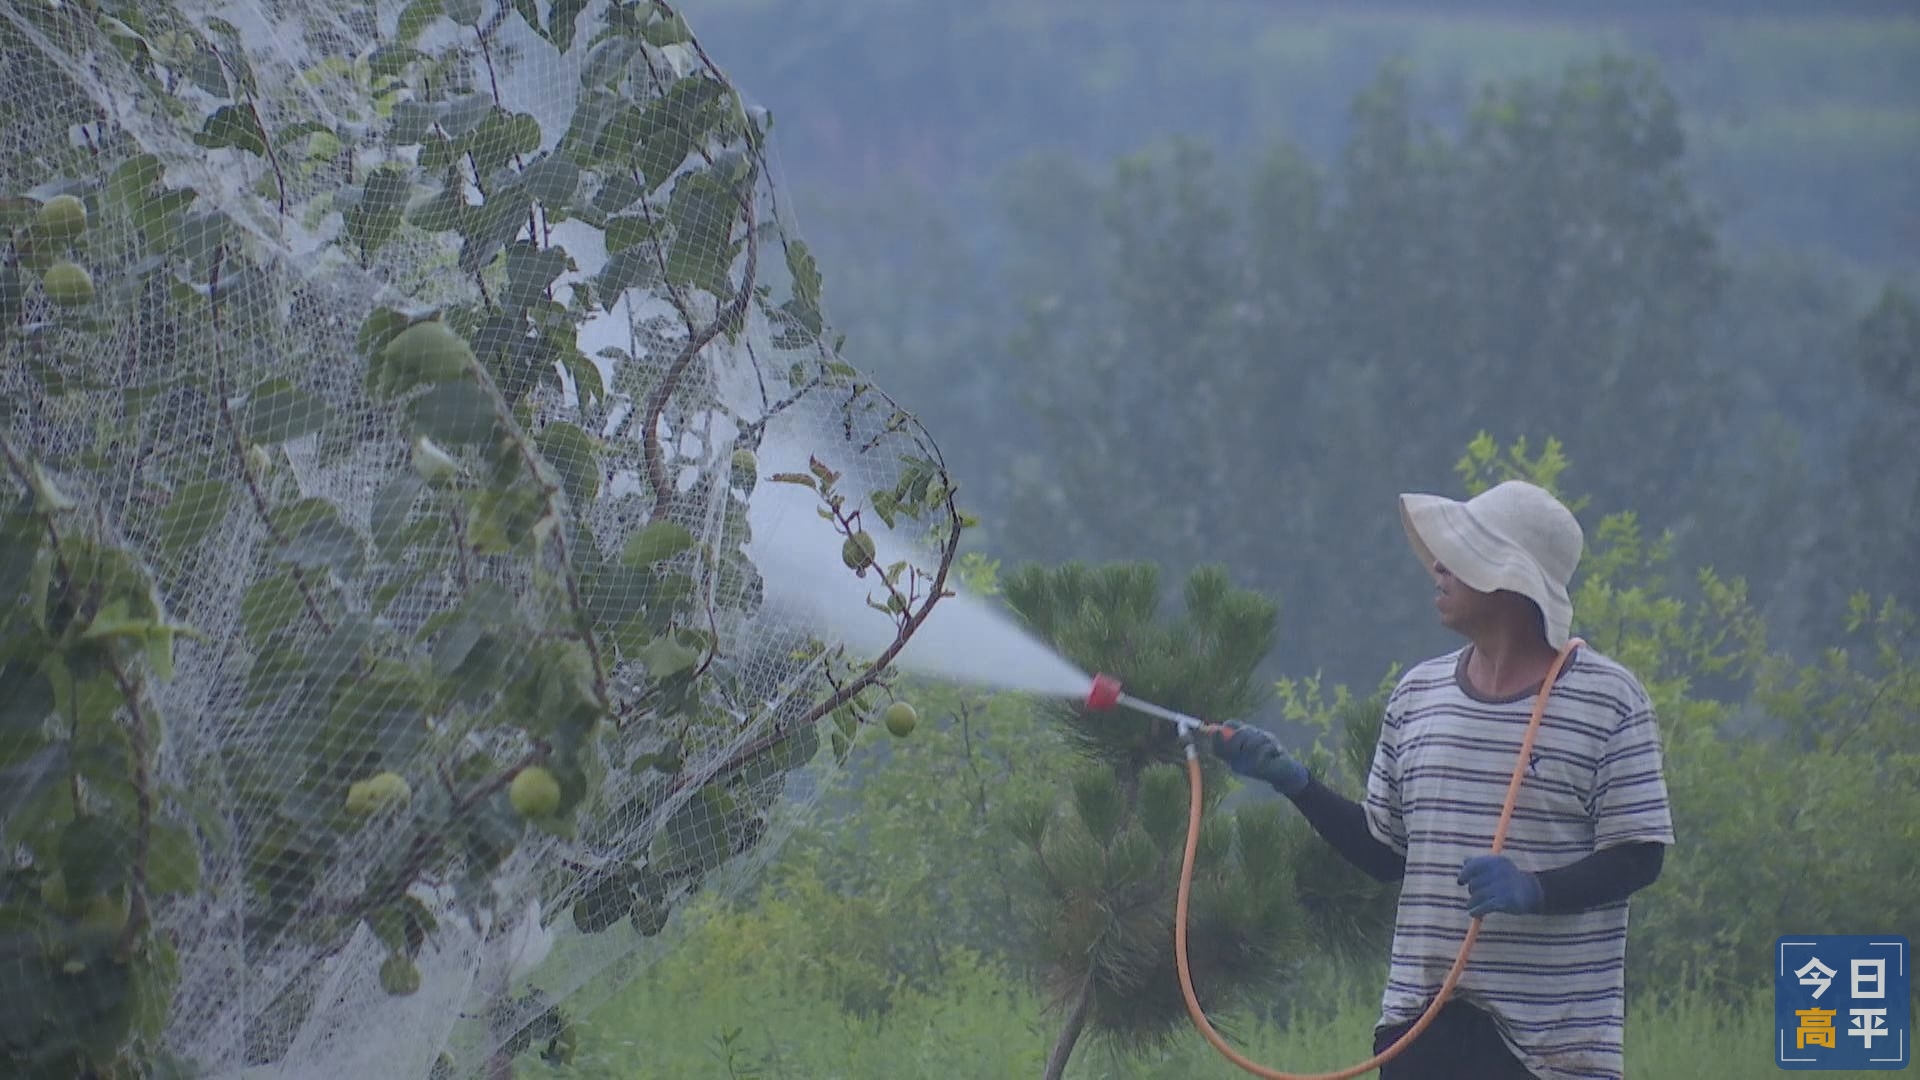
top-left (1174, 639), bottom-right (1581, 1079)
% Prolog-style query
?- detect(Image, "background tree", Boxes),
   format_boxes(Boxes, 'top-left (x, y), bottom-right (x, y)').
top-left (992, 58), bottom-right (1743, 694)
top-left (995, 562), bottom-right (1388, 1079)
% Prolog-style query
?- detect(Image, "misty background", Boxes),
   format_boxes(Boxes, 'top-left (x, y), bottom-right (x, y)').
top-left (676, 0), bottom-right (1919, 700)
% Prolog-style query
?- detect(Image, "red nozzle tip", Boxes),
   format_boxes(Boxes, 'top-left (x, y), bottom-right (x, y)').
top-left (1086, 673), bottom-right (1122, 711)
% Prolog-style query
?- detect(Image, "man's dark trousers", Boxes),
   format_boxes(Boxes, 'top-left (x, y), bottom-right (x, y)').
top-left (1372, 999), bottom-right (1539, 1079)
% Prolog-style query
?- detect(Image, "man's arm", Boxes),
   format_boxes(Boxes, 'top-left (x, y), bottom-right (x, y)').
top-left (1211, 720), bottom-right (1412, 883)
top-left (1287, 775), bottom-right (1407, 883)
top-left (1535, 841), bottom-right (1664, 913)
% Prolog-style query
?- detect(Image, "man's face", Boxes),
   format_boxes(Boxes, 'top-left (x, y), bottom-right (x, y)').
top-left (1431, 561), bottom-right (1495, 633)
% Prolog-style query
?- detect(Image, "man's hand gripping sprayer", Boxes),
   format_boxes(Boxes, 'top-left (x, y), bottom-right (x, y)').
top-left (1083, 646), bottom-right (1578, 1080)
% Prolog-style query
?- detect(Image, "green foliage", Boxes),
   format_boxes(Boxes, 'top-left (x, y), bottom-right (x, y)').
top-left (546, 917), bottom-right (1826, 1079)
top-left (993, 563), bottom-right (1314, 1067)
top-left (991, 56), bottom-right (1747, 694)
top-left (757, 554), bottom-right (1071, 979)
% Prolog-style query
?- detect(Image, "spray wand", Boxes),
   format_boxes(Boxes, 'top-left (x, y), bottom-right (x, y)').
top-left (1084, 673), bottom-right (1217, 745)
top-left (1079, 644), bottom-right (1579, 1080)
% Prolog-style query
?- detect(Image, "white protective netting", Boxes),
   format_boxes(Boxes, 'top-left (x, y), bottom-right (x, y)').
top-left (0, 2), bottom-right (968, 1077)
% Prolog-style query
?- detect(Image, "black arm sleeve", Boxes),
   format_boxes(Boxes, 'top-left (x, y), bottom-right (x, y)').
top-left (1285, 776), bottom-right (1407, 883)
top-left (1536, 840), bottom-right (1666, 914)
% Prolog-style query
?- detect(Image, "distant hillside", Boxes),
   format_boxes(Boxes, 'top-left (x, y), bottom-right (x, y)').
top-left (688, 0), bottom-right (1920, 274)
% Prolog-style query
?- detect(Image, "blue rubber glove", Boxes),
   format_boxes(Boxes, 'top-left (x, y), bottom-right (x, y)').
top-left (1209, 722), bottom-right (1309, 797)
top-left (1457, 854), bottom-right (1545, 917)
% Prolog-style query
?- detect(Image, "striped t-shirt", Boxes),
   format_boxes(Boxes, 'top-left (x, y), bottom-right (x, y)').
top-left (1363, 644), bottom-right (1675, 1080)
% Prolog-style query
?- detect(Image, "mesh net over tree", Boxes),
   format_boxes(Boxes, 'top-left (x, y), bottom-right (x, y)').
top-left (0, 2), bottom-right (968, 1076)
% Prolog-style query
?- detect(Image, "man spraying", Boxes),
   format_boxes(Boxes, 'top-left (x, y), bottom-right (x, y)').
top-left (1211, 481), bottom-right (1674, 1080)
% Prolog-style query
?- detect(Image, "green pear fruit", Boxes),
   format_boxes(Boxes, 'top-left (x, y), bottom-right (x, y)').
top-left (509, 766), bottom-right (562, 817)
top-left (840, 530), bottom-right (876, 571)
top-left (382, 320), bottom-right (474, 384)
top-left (42, 260), bottom-right (94, 307)
top-left (346, 771), bottom-right (412, 816)
top-left (35, 195), bottom-right (88, 244)
top-left (380, 954), bottom-right (422, 995)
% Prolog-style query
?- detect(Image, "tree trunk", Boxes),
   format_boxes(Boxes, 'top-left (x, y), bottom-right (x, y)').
top-left (1042, 969), bottom-right (1097, 1080)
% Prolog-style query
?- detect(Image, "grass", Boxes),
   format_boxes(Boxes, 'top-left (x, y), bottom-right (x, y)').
top-left (534, 937), bottom-right (1895, 1079)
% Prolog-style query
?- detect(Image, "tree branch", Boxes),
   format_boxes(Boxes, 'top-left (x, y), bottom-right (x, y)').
top-left (207, 248), bottom-right (335, 633)
top-left (639, 192), bottom-right (758, 521)
top-left (1042, 967), bottom-right (1096, 1080)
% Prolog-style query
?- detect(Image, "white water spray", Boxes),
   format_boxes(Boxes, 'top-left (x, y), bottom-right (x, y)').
top-left (741, 426), bottom-right (1093, 701)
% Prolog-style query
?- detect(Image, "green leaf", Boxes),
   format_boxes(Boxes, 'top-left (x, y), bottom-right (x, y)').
top-left (371, 474), bottom-right (426, 556)
top-left (503, 243), bottom-right (571, 313)
top-left (193, 105), bottom-right (267, 156)
top-left (309, 615), bottom-right (372, 696)
top-left (345, 166), bottom-right (412, 259)
top-left (592, 175), bottom-right (646, 216)
top-left (106, 154), bottom-right (164, 212)
top-left (623, 520), bottom-right (694, 566)
top-left (147, 822), bottom-right (201, 895)
top-left (534, 423), bottom-right (600, 509)
top-left (326, 668), bottom-right (428, 769)
top-left (0, 515), bottom-right (42, 625)
top-left (583, 565), bottom-right (652, 639)
top-left (0, 262), bottom-right (22, 328)
top-left (0, 662), bottom-right (54, 762)
top-left (634, 77), bottom-right (725, 186)
top-left (643, 573), bottom-right (695, 632)
top-left (241, 377), bottom-right (333, 444)
top-left (357, 307), bottom-right (412, 361)
top-left (132, 189), bottom-right (198, 256)
top-left (396, 0), bottom-right (444, 45)
top-left (444, 0), bottom-right (483, 26)
top-left (178, 209), bottom-right (235, 273)
top-left (521, 156), bottom-right (580, 208)
top-left (406, 185), bottom-right (465, 233)
top-left (637, 634), bottom-right (698, 680)
top-left (408, 379), bottom-right (500, 446)
top-left (565, 349), bottom-right (604, 405)
top-left (510, 0), bottom-right (543, 38)
top-left (469, 109), bottom-right (542, 174)
top-left (130, 934), bottom-right (181, 1042)
top-left (420, 131), bottom-right (458, 171)
top-left (651, 786), bottom-right (738, 876)
top-left (580, 36), bottom-right (638, 89)
top-left (240, 573), bottom-right (307, 648)
top-left (642, 10), bottom-right (693, 47)
top-left (784, 238), bottom-right (824, 334)
top-left (664, 168), bottom-right (740, 297)
top-left (438, 94), bottom-right (492, 139)
top-left (368, 46), bottom-right (426, 83)
top-left (244, 646), bottom-right (308, 709)
top-left (155, 480), bottom-right (232, 557)
top-left (593, 248), bottom-right (657, 311)
top-left (61, 815), bottom-right (135, 898)
top-left (468, 483), bottom-right (548, 555)
top-left (273, 499), bottom-right (365, 578)
top-left (458, 187), bottom-right (534, 274)
top-left (550, 0), bottom-right (592, 51)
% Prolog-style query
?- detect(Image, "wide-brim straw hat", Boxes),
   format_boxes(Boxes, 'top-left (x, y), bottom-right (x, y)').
top-left (1398, 480), bottom-right (1585, 650)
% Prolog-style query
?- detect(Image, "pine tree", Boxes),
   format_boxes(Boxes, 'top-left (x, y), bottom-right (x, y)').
top-left (995, 561), bottom-right (1309, 1079)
